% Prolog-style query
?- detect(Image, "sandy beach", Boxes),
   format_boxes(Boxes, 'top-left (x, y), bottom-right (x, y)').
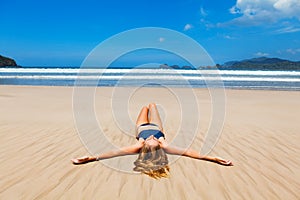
top-left (0, 85), bottom-right (299, 199)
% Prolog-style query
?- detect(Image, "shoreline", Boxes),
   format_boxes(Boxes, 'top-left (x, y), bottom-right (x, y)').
top-left (1, 84), bottom-right (300, 92)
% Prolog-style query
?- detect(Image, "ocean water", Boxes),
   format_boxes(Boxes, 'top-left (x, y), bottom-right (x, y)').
top-left (1, 68), bottom-right (300, 90)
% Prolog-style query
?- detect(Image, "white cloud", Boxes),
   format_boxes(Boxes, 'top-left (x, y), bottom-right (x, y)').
top-left (274, 0), bottom-right (300, 17)
top-left (274, 26), bottom-right (300, 34)
top-left (286, 48), bottom-right (300, 54)
top-left (200, 19), bottom-right (215, 29)
top-left (158, 37), bottom-right (165, 42)
top-left (184, 24), bottom-right (193, 31)
top-left (224, 35), bottom-right (235, 39)
top-left (255, 52), bottom-right (270, 57)
top-left (227, 0), bottom-right (300, 26)
top-left (200, 7), bottom-right (208, 17)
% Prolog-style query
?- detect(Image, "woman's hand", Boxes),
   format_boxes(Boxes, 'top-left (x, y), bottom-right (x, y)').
top-left (71, 156), bottom-right (97, 165)
top-left (215, 157), bottom-right (233, 166)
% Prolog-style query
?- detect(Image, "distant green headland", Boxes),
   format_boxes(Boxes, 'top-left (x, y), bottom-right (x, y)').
top-left (161, 57), bottom-right (300, 71)
top-left (219, 57), bottom-right (300, 71)
top-left (0, 55), bottom-right (20, 68)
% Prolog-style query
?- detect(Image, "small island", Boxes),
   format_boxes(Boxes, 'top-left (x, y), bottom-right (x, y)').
top-left (0, 55), bottom-right (20, 68)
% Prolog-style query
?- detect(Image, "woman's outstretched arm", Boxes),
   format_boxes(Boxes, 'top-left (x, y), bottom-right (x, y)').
top-left (162, 144), bottom-right (233, 166)
top-left (71, 142), bottom-right (144, 165)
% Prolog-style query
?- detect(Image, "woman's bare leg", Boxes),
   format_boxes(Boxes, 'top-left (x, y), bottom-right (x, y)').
top-left (136, 106), bottom-right (149, 127)
top-left (135, 106), bottom-right (150, 137)
top-left (148, 103), bottom-right (163, 132)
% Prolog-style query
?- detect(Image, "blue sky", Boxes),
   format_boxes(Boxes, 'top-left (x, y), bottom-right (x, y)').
top-left (1, 0), bottom-right (300, 67)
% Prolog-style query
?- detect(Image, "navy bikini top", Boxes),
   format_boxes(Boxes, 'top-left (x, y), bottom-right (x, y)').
top-left (137, 129), bottom-right (165, 140)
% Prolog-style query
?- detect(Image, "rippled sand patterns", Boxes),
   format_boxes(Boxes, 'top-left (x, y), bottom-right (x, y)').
top-left (0, 86), bottom-right (299, 199)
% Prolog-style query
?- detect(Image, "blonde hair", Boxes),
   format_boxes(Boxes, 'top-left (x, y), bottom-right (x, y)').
top-left (133, 144), bottom-right (170, 179)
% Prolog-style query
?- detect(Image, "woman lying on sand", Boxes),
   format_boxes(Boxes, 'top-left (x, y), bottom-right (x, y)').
top-left (72, 103), bottom-right (233, 179)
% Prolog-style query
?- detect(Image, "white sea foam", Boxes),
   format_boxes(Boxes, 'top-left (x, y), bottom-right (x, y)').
top-left (1, 68), bottom-right (300, 90)
top-left (1, 75), bottom-right (300, 82)
top-left (1, 68), bottom-right (300, 76)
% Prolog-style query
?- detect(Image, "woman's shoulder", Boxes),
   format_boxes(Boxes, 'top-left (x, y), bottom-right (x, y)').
top-left (159, 138), bottom-right (168, 148)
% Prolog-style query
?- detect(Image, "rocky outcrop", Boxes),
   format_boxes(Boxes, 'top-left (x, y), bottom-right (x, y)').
top-left (0, 55), bottom-right (19, 67)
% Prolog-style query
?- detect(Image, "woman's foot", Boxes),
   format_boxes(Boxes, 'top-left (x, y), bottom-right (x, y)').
top-left (71, 156), bottom-right (96, 165)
